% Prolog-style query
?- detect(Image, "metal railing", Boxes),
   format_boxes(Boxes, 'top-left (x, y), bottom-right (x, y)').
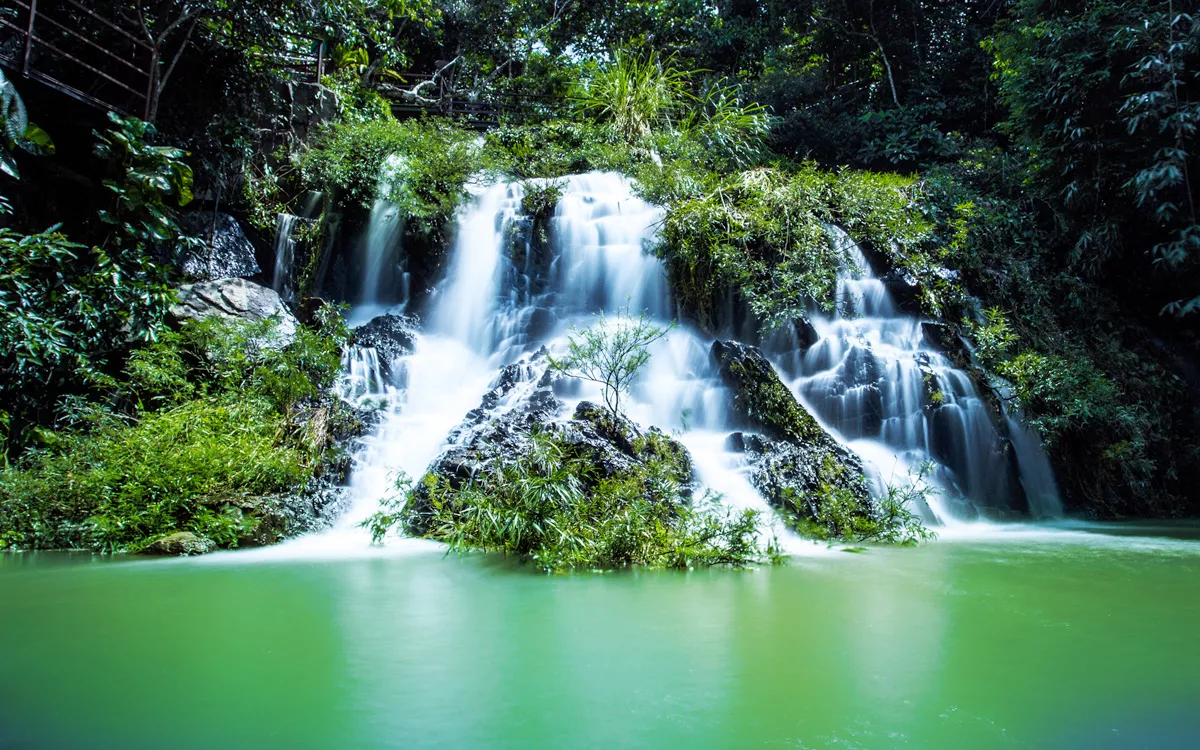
top-left (0, 2), bottom-right (328, 120)
top-left (382, 72), bottom-right (568, 128)
top-left (0, 0), bottom-right (153, 117)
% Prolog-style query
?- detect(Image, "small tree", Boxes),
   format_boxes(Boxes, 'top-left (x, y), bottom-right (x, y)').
top-left (548, 308), bottom-right (670, 417)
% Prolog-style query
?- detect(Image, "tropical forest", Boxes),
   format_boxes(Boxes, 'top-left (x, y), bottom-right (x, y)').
top-left (0, 0), bottom-right (1197, 747)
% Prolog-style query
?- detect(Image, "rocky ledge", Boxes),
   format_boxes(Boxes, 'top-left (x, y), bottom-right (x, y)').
top-left (710, 340), bottom-right (874, 530)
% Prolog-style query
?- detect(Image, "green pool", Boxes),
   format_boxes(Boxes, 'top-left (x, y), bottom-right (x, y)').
top-left (2, 524), bottom-right (1198, 749)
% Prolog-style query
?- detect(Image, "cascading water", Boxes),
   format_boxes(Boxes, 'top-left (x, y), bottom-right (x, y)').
top-left (357, 155), bottom-right (409, 315)
top-left (320, 170), bottom-right (1060, 553)
top-left (324, 173), bottom-right (790, 546)
top-left (773, 226), bottom-right (1061, 523)
top-left (272, 213), bottom-right (298, 303)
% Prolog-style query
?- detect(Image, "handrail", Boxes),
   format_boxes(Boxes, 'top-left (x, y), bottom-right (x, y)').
top-left (15, 7), bottom-right (149, 78)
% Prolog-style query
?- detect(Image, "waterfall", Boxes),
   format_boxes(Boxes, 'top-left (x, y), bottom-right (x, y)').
top-left (776, 226), bottom-right (1061, 523)
top-left (272, 213), bottom-right (298, 302)
top-left (319, 170), bottom-right (1061, 552)
top-left (359, 156), bottom-right (409, 311)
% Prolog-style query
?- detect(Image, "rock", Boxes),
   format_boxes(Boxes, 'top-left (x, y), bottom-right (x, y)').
top-left (176, 212), bottom-right (261, 281)
top-left (880, 269), bottom-right (922, 314)
top-left (727, 431), bottom-right (872, 523)
top-left (296, 297), bottom-right (330, 327)
top-left (141, 531), bottom-right (216, 556)
top-left (792, 316), bottom-right (820, 350)
top-left (351, 313), bottom-right (417, 363)
top-left (349, 313), bottom-right (418, 386)
top-left (711, 339), bottom-right (873, 526)
top-left (921, 321), bottom-right (971, 369)
top-left (710, 340), bottom-right (824, 443)
top-left (406, 351), bottom-right (694, 534)
top-left (169, 278), bottom-right (298, 344)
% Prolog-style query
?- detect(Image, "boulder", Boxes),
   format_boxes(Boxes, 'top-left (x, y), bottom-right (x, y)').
top-left (879, 268), bottom-right (923, 314)
top-left (169, 278), bottom-right (298, 344)
top-left (141, 531), bottom-right (215, 556)
top-left (710, 340), bottom-right (825, 443)
top-left (727, 431), bottom-right (871, 521)
top-left (177, 212), bottom-right (261, 281)
top-left (349, 313), bottom-right (418, 386)
top-left (351, 313), bottom-right (417, 363)
top-left (711, 340), bottom-right (873, 525)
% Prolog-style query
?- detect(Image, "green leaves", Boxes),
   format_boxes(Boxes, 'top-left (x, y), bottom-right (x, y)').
top-left (574, 49), bottom-right (695, 143)
top-left (368, 429), bottom-right (771, 572)
top-left (0, 70), bottom-right (54, 182)
top-left (93, 112), bottom-right (195, 249)
top-left (547, 307), bottom-right (670, 417)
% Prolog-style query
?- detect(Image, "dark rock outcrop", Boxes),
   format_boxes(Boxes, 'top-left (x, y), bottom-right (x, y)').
top-left (351, 314), bottom-right (417, 363)
top-left (348, 313), bottom-right (419, 386)
top-left (711, 340), bottom-right (826, 443)
top-left (169, 278), bottom-right (298, 343)
top-left (711, 340), bottom-right (873, 524)
top-left (405, 351), bottom-right (694, 534)
top-left (177, 212), bottom-right (261, 281)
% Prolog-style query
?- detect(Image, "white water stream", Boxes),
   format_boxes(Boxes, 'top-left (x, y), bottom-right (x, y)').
top-left (307, 170), bottom-right (1061, 554)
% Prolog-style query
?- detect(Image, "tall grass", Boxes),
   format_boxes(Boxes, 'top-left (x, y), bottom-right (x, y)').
top-left (574, 49), bottom-right (693, 143)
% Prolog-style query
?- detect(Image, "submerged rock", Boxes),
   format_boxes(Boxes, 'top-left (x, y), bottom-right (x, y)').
top-left (712, 340), bottom-right (873, 526)
top-left (176, 212), bottom-right (261, 281)
top-left (141, 531), bottom-right (215, 556)
top-left (169, 278), bottom-right (298, 344)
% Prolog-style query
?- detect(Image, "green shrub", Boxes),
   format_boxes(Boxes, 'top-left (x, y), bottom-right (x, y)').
top-left (547, 309), bottom-right (670, 417)
top-left (0, 312), bottom-right (351, 552)
top-left (785, 460), bottom-right (935, 545)
top-left (654, 166), bottom-right (843, 329)
top-left (299, 118), bottom-right (479, 232)
top-left (0, 395), bottom-right (306, 552)
top-left (365, 430), bottom-right (773, 572)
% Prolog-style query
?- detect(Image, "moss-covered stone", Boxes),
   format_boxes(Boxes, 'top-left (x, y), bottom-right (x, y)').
top-left (712, 340), bottom-right (880, 537)
top-left (710, 340), bottom-right (823, 442)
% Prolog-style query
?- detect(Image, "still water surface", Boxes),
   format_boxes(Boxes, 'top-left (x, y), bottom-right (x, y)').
top-left (1, 524), bottom-right (1198, 750)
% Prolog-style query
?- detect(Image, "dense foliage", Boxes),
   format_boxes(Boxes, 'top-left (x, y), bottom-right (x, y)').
top-left (0, 311), bottom-right (352, 552)
top-left (366, 429), bottom-right (773, 572)
top-left (1, 0), bottom-right (1198, 541)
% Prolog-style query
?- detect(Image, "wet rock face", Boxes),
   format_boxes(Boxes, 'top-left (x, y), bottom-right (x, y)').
top-left (727, 431), bottom-right (871, 521)
top-left (170, 278), bottom-right (298, 344)
top-left (351, 314), bottom-right (417, 364)
top-left (712, 339), bottom-right (872, 523)
top-left (405, 351), bottom-right (694, 534)
top-left (711, 340), bottom-right (824, 443)
top-left (176, 212), bottom-right (262, 281)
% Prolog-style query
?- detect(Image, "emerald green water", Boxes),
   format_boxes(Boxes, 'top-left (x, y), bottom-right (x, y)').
top-left (2, 526), bottom-right (1198, 749)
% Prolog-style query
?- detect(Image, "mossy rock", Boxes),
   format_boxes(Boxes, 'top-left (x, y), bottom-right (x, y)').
top-left (141, 531), bottom-right (216, 556)
top-left (710, 340), bottom-right (823, 442)
top-left (712, 340), bottom-right (875, 534)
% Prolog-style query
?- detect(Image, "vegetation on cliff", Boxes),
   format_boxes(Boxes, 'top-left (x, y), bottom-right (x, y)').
top-left (0, 311), bottom-right (354, 553)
